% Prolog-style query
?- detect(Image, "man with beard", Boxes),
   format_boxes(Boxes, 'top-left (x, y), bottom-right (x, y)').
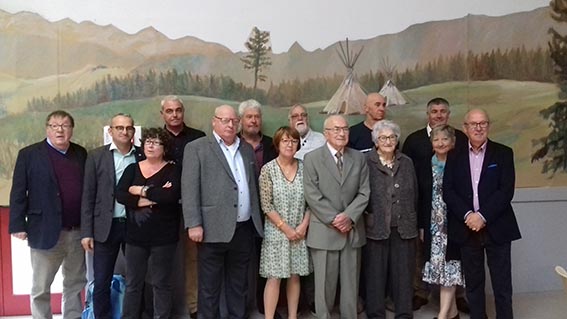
top-left (237, 99), bottom-right (278, 317)
top-left (288, 104), bottom-right (326, 161)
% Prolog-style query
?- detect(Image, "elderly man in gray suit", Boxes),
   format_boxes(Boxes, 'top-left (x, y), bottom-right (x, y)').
top-left (81, 113), bottom-right (143, 319)
top-left (303, 114), bottom-right (370, 319)
top-left (182, 105), bottom-right (264, 319)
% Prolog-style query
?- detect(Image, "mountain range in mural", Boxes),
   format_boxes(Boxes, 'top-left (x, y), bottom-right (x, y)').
top-left (0, 6), bottom-right (561, 86)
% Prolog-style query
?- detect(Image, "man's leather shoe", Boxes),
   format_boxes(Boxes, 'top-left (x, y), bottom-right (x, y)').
top-left (412, 295), bottom-right (429, 310)
top-left (456, 297), bottom-right (470, 314)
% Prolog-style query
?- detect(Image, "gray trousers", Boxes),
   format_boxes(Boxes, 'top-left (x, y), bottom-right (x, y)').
top-left (310, 245), bottom-right (361, 319)
top-left (30, 229), bottom-right (86, 319)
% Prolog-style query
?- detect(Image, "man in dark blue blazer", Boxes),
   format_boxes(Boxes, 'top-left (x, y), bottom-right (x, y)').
top-left (9, 110), bottom-right (87, 319)
top-left (443, 108), bottom-right (521, 319)
top-left (80, 113), bottom-right (144, 319)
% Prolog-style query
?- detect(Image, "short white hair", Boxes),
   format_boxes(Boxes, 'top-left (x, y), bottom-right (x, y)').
top-left (238, 99), bottom-right (262, 116)
top-left (371, 120), bottom-right (401, 143)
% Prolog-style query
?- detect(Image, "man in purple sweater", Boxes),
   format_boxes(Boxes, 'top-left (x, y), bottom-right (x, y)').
top-left (10, 110), bottom-right (87, 319)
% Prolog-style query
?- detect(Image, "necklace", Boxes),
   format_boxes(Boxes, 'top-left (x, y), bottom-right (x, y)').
top-left (276, 158), bottom-right (297, 181)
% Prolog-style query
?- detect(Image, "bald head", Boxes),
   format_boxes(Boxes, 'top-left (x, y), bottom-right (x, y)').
top-left (212, 105), bottom-right (239, 145)
top-left (463, 108), bottom-right (491, 150)
top-left (364, 93), bottom-right (387, 125)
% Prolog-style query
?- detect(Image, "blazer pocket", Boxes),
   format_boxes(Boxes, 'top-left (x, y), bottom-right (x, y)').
top-left (27, 209), bottom-right (42, 215)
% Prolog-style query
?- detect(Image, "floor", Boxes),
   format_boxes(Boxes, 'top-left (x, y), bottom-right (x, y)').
top-left (1, 290), bottom-right (565, 318)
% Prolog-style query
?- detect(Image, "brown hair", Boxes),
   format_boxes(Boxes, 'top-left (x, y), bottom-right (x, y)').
top-left (272, 126), bottom-right (301, 153)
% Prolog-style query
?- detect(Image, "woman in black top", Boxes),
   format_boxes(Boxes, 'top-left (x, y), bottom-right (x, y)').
top-left (117, 127), bottom-right (181, 319)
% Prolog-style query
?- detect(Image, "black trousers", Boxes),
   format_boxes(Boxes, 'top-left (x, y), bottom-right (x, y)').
top-left (122, 242), bottom-right (177, 319)
top-left (461, 232), bottom-right (513, 319)
top-left (93, 218), bottom-right (126, 319)
top-left (197, 220), bottom-right (254, 319)
top-left (363, 229), bottom-right (416, 319)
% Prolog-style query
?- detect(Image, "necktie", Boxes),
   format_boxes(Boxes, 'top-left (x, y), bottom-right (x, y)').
top-left (335, 151), bottom-right (343, 175)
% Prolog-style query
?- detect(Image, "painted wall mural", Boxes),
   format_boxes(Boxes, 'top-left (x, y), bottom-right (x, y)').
top-left (0, 0), bottom-right (564, 205)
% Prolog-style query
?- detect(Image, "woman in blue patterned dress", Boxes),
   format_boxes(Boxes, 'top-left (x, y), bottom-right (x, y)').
top-left (259, 126), bottom-right (311, 319)
top-left (418, 125), bottom-right (465, 319)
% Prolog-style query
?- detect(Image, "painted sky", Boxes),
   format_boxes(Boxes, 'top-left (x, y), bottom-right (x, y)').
top-left (1, 0), bottom-right (549, 53)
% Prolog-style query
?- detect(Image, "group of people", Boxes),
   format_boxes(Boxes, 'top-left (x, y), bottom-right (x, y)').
top-left (8, 92), bottom-right (521, 319)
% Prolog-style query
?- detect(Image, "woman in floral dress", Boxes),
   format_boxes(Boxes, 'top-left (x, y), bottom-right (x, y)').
top-left (259, 126), bottom-right (311, 319)
top-left (418, 125), bottom-right (465, 319)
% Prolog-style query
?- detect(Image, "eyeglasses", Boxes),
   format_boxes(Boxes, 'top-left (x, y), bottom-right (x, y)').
top-left (112, 126), bottom-right (135, 132)
top-left (144, 140), bottom-right (164, 146)
top-left (47, 123), bottom-right (73, 131)
top-left (163, 107), bottom-right (183, 115)
top-left (377, 135), bottom-right (398, 143)
top-left (374, 102), bottom-right (387, 107)
top-left (214, 116), bottom-right (240, 125)
top-left (325, 126), bottom-right (349, 134)
top-left (281, 139), bottom-right (299, 145)
top-left (464, 121), bottom-right (489, 129)
top-left (290, 113), bottom-right (308, 120)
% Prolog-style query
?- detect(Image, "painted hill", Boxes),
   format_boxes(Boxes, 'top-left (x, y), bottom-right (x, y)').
top-left (0, 6), bottom-right (561, 84)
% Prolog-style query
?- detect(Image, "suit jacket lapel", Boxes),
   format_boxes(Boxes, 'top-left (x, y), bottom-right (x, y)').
top-left (479, 139), bottom-right (494, 183)
top-left (323, 148), bottom-right (342, 184)
top-left (208, 135), bottom-right (236, 182)
top-left (341, 149), bottom-right (355, 183)
top-left (103, 145), bottom-right (116, 185)
top-left (40, 140), bottom-right (59, 185)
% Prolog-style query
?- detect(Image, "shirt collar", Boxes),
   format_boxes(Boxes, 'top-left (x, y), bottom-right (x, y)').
top-left (46, 138), bottom-right (68, 154)
top-left (426, 124), bottom-right (433, 137)
top-left (109, 141), bottom-right (136, 155)
top-left (468, 140), bottom-right (487, 154)
top-left (213, 131), bottom-right (240, 148)
top-left (326, 142), bottom-right (341, 157)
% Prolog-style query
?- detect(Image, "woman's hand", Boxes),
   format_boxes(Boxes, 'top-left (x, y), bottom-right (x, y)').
top-left (281, 224), bottom-right (300, 241)
top-left (295, 222), bottom-right (308, 239)
top-left (129, 185), bottom-right (144, 196)
top-left (138, 197), bottom-right (156, 207)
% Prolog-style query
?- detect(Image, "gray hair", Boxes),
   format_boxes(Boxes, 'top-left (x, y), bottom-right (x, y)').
top-left (161, 95), bottom-right (184, 110)
top-left (238, 99), bottom-right (262, 116)
top-left (430, 124), bottom-right (455, 142)
top-left (109, 113), bottom-right (134, 126)
top-left (323, 114), bottom-right (348, 128)
top-left (371, 119), bottom-right (401, 144)
top-left (288, 104), bottom-right (306, 119)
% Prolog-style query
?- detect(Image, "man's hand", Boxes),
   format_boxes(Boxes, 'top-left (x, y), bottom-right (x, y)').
top-left (81, 237), bottom-right (94, 252)
top-left (465, 212), bottom-right (486, 232)
top-left (332, 213), bottom-right (353, 233)
top-left (188, 226), bottom-right (204, 242)
top-left (11, 232), bottom-right (27, 240)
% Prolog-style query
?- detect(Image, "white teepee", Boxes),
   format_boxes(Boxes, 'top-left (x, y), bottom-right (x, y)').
top-left (379, 80), bottom-right (407, 106)
top-left (323, 39), bottom-right (367, 115)
top-left (379, 57), bottom-right (408, 106)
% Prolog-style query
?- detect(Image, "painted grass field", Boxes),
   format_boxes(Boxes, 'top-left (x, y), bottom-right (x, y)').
top-left (0, 80), bottom-right (564, 204)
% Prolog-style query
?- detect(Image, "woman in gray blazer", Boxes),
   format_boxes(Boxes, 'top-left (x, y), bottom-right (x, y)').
top-left (363, 120), bottom-right (418, 319)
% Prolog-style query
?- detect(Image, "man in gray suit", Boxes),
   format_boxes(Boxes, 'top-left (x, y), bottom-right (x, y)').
top-left (182, 105), bottom-right (264, 319)
top-left (81, 113), bottom-right (143, 319)
top-left (303, 115), bottom-right (370, 319)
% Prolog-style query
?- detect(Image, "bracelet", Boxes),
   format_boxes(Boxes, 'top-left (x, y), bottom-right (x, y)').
top-left (276, 219), bottom-right (284, 228)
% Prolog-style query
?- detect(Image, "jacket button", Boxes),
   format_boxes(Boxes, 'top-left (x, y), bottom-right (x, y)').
top-left (233, 204), bottom-right (237, 208)
top-left (394, 183), bottom-right (400, 188)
